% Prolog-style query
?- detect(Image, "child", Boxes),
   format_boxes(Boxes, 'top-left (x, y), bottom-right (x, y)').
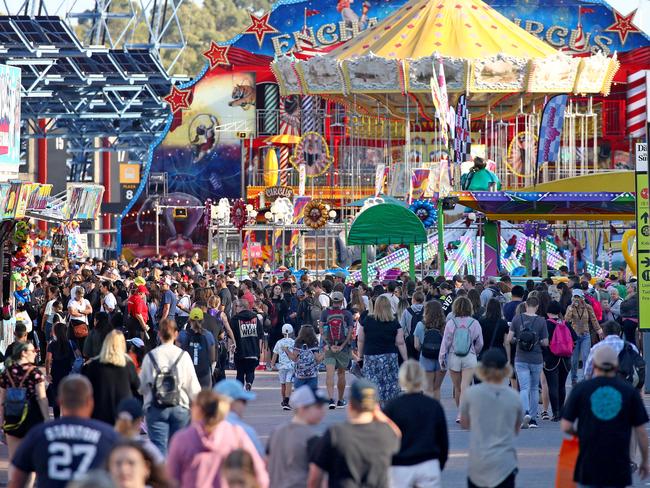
top-left (286, 325), bottom-right (323, 389)
top-left (271, 323), bottom-right (295, 410)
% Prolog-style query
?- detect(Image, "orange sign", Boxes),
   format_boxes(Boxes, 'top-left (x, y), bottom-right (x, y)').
top-left (119, 164), bottom-right (140, 184)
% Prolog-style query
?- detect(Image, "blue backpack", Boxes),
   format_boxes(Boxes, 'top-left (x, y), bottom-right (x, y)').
top-left (451, 318), bottom-right (473, 357)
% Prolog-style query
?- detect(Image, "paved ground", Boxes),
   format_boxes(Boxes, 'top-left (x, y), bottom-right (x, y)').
top-left (0, 371), bottom-right (648, 487)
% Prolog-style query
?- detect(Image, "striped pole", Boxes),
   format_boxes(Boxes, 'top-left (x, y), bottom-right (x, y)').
top-left (627, 70), bottom-right (648, 139)
top-left (301, 96), bottom-right (315, 133)
top-left (263, 84), bottom-right (279, 135)
top-left (279, 146), bottom-right (290, 185)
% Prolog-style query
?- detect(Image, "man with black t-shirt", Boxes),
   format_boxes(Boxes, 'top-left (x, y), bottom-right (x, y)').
top-left (562, 345), bottom-right (649, 487)
top-left (10, 375), bottom-right (119, 488)
top-left (230, 299), bottom-right (264, 390)
top-left (308, 379), bottom-right (401, 488)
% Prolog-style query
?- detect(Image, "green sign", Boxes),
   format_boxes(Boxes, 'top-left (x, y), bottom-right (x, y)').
top-left (636, 143), bottom-right (650, 329)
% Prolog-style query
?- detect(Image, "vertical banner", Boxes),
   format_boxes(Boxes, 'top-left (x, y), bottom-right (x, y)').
top-left (536, 94), bottom-right (568, 179)
top-left (635, 143), bottom-right (650, 329)
top-left (454, 94), bottom-right (471, 164)
top-left (410, 169), bottom-right (430, 202)
top-left (0, 65), bottom-right (21, 172)
top-left (298, 163), bottom-right (306, 196)
top-left (374, 163), bottom-right (386, 196)
top-left (289, 196), bottom-right (310, 251)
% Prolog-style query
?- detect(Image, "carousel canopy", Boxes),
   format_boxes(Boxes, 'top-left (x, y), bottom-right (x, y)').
top-left (348, 203), bottom-right (427, 245)
top-left (272, 0), bottom-right (619, 117)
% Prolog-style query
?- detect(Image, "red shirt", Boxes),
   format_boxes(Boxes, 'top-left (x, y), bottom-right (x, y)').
top-left (127, 293), bottom-right (148, 323)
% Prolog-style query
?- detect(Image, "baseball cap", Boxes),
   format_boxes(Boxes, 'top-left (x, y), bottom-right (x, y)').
top-left (335, 271), bottom-right (346, 278)
top-left (214, 379), bottom-right (256, 401)
top-left (116, 397), bottom-right (144, 421)
top-left (136, 284), bottom-right (149, 295)
top-left (289, 385), bottom-right (330, 409)
top-left (282, 323), bottom-right (294, 335)
top-left (127, 337), bottom-right (145, 349)
top-left (331, 291), bottom-right (344, 302)
top-left (349, 379), bottom-right (377, 411)
top-left (296, 289), bottom-right (305, 298)
top-left (572, 289), bottom-right (584, 298)
top-left (133, 276), bottom-right (146, 286)
top-left (593, 345), bottom-right (618, 371)
top-left (480, 348), bottom-right (507, 369)
top-left (189, 308), bottom-right (204, 321)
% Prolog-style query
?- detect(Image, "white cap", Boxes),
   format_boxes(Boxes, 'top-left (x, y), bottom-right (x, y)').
top-left (282, 323), bottom-right (294, 335)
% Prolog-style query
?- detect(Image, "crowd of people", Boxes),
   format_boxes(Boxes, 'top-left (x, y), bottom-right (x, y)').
top-left (0, 253), bottom-right (647, 487)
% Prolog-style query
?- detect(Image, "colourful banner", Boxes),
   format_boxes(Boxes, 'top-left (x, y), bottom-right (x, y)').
top-left (454, 94), bottom-right (471, 164)
top-left (536, 94), bottom-right (568, 175)
top-left (410, 169), bottom-right (430, 202)
top-left (0, 64), bottom-right (21, 169)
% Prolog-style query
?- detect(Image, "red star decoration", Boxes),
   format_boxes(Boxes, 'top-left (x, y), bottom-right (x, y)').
top-left (605, 9), bottom-right (639, 44)
top-left (163, 85), bottom-right (191, 114)
top-left (203, 42), bottom-right (230, 69)
top-left (244, 12), bottom-right (278, 48)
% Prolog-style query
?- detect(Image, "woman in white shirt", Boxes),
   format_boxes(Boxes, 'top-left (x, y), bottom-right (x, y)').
top-left (100, 281), bottom-right (118, 315)
top-left (68, 286), bottom-right (92, 348)
top-left (175, 284), bottom-right (191, 329)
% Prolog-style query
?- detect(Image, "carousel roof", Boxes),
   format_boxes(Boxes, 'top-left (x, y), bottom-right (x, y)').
top-left (329, 0), bottom-right (557, 61)
top-left (272, 0), bottom-right (619, 118)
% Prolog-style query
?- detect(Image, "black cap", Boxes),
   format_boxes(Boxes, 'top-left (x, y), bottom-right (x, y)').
top-left (480, 348), bottom-right (508, 369)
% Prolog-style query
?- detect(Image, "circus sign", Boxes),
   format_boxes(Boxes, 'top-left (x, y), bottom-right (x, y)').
top-left (264, 185), bottom-right (294, 200)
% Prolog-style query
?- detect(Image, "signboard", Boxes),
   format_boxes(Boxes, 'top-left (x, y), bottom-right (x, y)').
top-left (0, 64), bottom-right (21, 172)
top-left (119, 164), bottom-right (140, 184)
top-left (64, 184), bottom-right (104, 220)
top-left (51, 234), bottom-right (68, 260)
top-left (635, 143), bottom-right (650, 329)
top-left (120, 183), bottom-right (138, 204)
top-left (264, 185), bottom-right (294, 200)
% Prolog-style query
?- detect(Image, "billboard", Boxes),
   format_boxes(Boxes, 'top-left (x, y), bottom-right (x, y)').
top-left (121, 71), bottom-right (256, 259)
top-left (0, 64), bottom-right (21, 172)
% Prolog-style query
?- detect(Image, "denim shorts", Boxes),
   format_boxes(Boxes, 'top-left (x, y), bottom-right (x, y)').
top-left (419, 355), bottom-right (441, 373)
top-left (294, 376), bottom-right (318, 389)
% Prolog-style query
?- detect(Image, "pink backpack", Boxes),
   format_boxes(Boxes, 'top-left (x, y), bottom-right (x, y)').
top-left (549, 319), bottom-right (574, 357)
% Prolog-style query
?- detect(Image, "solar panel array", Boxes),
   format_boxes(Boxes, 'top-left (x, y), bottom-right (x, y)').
top-left (0, 15), bottom-right (176, 178)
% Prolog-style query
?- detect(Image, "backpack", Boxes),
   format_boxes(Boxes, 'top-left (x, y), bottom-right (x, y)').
top-left (3, 366), bottom-right (35, 430)
top-left (294, 344), bottom-right (318, 378)
top-left (323, 309), bottom-right (348, 344)
top-left (148, 351), bottom-right (184, 408)
top-left (405, 307), bottom-right (423, 359)
top-left (585, 294), bottom-right (603, 321)
top-left (548, 319), bottom-right (574, 357)
top-left (421, 328), bottom-right (443, 360)
top-left (181, 330), bottom-right (212, 382)
top-left (518, 316), bottom-right (539, 353)
top-left (451, 318), bottom-right (472, 357)
top-left (490, 287), bottom-right (507, 304)
top-left (618, 342), bottom-right (646, 389)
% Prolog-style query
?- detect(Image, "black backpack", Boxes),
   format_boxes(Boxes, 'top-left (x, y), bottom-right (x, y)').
top-left (618, 342), bottom-right (646, 389)
top-left (405, 307), bottom-right (423, 359)
top-left (148, 351), bottom-right (184, 408)
top-left (518, 316), bottom-right (538, 353)
top-left (421, 328), bottom-right (443, 360)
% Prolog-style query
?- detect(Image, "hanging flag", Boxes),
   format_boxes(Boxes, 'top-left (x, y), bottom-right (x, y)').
top-left (579, 6), bottom-right (594, 14)
top-left (374, 163), bottom-right (386, 196)
top-left (305, 9), bottom-right (320, 17)
top-left (536, 94), bottom-right (568, 181)
top-left (430, 56), bottom-right (449, 149)
top-left (454, 94), bottom-right (471, 164)
top-left (298, 163), bottom-right (306, 196)
top-left (410, 169), bottom-right (430, 202)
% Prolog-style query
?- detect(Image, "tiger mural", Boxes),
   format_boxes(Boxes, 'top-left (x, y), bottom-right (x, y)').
top-left (228, 83), bottom-right (255, 110)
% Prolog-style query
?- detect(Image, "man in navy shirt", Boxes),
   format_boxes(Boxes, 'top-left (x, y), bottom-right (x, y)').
top-left (10, 375), bottom-right (119, 488)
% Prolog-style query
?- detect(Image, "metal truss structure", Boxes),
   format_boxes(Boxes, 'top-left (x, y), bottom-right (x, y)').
top-left (0, 1), bottom-right (187, 181)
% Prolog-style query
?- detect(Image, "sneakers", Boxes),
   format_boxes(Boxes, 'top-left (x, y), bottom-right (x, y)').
top-left (329, 399), bottom-right (336, 410)
top-left (541, 411), bottom-right (550, 421)
top-left (281, 399), bottom-right (292, 411)
top-left (336, 400), bottom-right (347, 409)
top-left (529, 419), bottom-right (538, 429)
top-left (521, 413), bottom-right (531, 429)
top-left (245, 383), bottom-right (252, 391)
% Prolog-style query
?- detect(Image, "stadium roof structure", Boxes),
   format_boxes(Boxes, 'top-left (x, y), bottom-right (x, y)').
top-left (0, 15), bottom-right (184, 180)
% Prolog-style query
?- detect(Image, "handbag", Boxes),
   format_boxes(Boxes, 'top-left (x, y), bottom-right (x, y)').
top-left (70, 320), bottom-right (89, 339)
top-left (555, 435), bottom-right (579, 488)
top-left (69, 341), bottom-right (84, 373)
